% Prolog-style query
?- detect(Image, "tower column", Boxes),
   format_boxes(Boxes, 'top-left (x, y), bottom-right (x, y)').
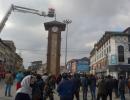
top-left (44, 21), bottom-right (66, 75)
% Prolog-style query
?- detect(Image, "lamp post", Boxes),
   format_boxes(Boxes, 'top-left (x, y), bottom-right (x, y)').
top-left (63, 19), bottom-right (72, 68)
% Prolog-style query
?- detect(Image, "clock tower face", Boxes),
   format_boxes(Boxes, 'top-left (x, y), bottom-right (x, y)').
top-left (52, 26), bottom-right (58, 32)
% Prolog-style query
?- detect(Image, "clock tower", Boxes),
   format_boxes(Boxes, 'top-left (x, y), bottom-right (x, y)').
top-left (44, 21), bottom-right (66, 75)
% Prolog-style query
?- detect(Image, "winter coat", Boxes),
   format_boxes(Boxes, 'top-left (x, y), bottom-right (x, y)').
top-left (81, 77), bottom-right (88, 89)
top-left (32, 79), bottom-right (45, 100)
top-left (105, 78), bottom-right (113, 91)
top-left (113, 79), bottom-right (118, 89)
top-left (97, 79), bottom-right (107, 95)
top-left (90, 76), bottom-right (96, 89)
top-left (72, 77), bottom-right (81, 91)
top-left (118, 79), bottom-right (126, 91)
top-left (16, 72), bottom-right (24, 83)
top-left (57, 79), bottom-right (75, 97)
top-left (4, 73), bottom-right (13, 85)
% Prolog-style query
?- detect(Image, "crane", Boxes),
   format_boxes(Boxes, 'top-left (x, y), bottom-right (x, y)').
top-left (0, 4), bottom-right (55, 33)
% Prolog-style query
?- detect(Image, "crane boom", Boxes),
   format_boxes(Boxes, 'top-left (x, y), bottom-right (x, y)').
top-left (0, 4), bottom-right (55, 33)
top-left (0, 5), bottom-right (13, 33)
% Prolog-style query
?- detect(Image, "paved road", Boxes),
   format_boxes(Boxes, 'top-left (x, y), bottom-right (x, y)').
top-left (0, 80), bottom-right (130, 100)
top-left (0, 80), bottom-right (16, 100)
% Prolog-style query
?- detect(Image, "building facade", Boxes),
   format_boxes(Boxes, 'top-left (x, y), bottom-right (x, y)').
top-left (30, 61), bottom-right (42, 71)
top-left (0, 39), bottom-right (23, 76)
top-left (90, 27), bottom-right (130, 78)
top-left (67, 57), bottom-right (90, 74)
top-left (15, 53), bottom-right (23, 72)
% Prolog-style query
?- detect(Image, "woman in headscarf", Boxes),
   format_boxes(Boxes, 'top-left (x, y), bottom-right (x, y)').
top-left (15, 75), bottom-right (36, 100)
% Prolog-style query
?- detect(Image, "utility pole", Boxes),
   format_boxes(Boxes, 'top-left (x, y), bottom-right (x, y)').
top-left (63, 19), bottom-right (72, 68)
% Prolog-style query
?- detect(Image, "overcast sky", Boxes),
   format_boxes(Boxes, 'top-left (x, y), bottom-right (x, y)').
top-left (0, 0), bottom-right (130, 67)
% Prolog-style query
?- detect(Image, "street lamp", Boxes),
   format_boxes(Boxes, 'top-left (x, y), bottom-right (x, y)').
top-left (63, 19), bottom-right (72, 67)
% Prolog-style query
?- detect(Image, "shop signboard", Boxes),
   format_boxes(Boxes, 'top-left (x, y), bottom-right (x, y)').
top-left (109, 55), bottom-right (117, 65)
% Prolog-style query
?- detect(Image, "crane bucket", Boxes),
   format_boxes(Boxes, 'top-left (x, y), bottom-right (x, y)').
top-left (47, 8), bottom-right (55, 17)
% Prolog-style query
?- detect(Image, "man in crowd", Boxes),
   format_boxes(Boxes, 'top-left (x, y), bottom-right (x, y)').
top-left (4, 71), bottom-right (13, 97)
top-left (97, 76), bottom-right (107, 100)
top-left (118, 76), bottom-right (126, 100)
top-left (16, 70), bottom-right (24, 90)
top-left (106, 75), bottom-right (113, 100)
top-left (57, 73), bottom-right (75, 100)
top-left (72, 73), bottom-right (81, 100)
top-left (80, 73), bottom-right (88, 100)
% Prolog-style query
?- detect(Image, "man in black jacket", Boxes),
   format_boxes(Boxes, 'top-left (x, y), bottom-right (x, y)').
top-left (97, 76), bottom-right (107, 100)
top-left (106, 75), bottom-right (113, 100)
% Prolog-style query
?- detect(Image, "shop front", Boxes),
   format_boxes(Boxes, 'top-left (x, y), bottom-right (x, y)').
top-left (108, 65), bottom-right (130, 78)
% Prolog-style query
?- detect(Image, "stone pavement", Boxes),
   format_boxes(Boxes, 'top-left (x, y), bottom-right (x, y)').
top-left (0, 80), bottom-right (130, 100)
top-left (0, 80), bottom-right (15, 100)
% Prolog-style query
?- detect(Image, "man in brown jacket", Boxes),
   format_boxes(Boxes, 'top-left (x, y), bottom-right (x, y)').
top-left (97, 76), bottom-right (107, 100)
top-left (4, 71), bottom-right (13, 96)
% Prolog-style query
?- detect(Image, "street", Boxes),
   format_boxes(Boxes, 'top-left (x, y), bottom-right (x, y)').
top-left (0, 80), bottom-right (129, 100)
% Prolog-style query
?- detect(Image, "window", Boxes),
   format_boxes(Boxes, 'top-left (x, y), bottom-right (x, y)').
top-left (104, 49), bottom-right (106, 56)
top-left (109, 39), bottom-right (110, 43)
top-left (118, 45), bottom-right (124, 62)
top-left (109, 46), bottom-right (111, 52)
top-left (107, 41), bottom-right (108, 45)
top-left (128, 58), bottom-right (130, 64)
top-left (128, 36), bottom-right (130, 43)
top-left (129, 44), bottom-right (130, 51)
top-left (107, 47), bottom-right (109, 54)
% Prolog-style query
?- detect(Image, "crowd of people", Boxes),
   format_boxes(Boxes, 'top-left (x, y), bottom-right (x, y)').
top-left (3, 70), bottom-right (130, 100)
